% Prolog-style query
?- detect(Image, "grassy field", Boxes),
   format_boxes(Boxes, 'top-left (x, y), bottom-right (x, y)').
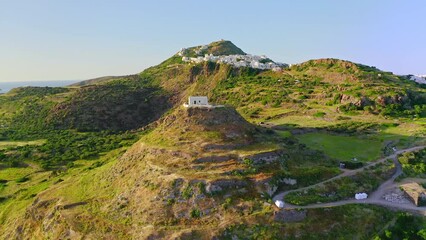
top-left (276, 130), bottom-right (292, 138)
top-left (0, 167), bottom-right (51, 225)
top-left (236, 142), bottom-right (281, 155)
top-left (0, 149), bottom-right (122, 229)
top-left (296, 133), bottom-right (383, 162)
top-left (0, 167), bottom-right (37, 181)
top-left (0, 140), bottom-right (46, 150)
top-left (381, 122), bottom-right (424, 136)
top-left (269, 115), bottom-right (337, 128)
top-left (378, 122), bottom-right (426, 148)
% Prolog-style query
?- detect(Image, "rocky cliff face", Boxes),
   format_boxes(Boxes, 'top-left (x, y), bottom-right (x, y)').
top-left (339, 94), bottom-right (373, 108)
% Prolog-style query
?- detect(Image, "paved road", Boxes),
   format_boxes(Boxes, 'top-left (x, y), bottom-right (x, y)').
top-left (273, 145), bottom-right (426, 214)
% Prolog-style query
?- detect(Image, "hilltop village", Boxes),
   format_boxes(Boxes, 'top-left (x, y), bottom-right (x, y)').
top-left (178, 44), bottom-right (288, 71)
top-left (408, 75), bottom-right (426, 84)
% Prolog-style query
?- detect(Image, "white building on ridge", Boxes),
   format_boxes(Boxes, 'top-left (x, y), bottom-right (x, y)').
top-left (188, 96), bottom-right (209, 106)
top-left (183, 96), bottom-right (224, 109)
top-left (408, 75), bottom-right (426, 84)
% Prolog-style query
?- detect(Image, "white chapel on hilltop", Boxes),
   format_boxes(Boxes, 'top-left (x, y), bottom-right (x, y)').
top-left (184, 96), bottom-right (210, 108)
top-left (188, 96), bottom-right (209, 106)
top-left (183, 96), bottom-right (223, 108)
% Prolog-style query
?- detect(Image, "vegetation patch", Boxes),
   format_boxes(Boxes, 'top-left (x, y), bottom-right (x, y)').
top-left (398, 148), bottom-right (426, 178)
top-left (375, 213), bottom-right (426, 239)
top-left (0, 130), bottom-right (138, 170)
top-left (15, 176), bottom-right (30, 183)
top-left (0, 140), bottom-right (46, 150)
top-left (220, 205), bottom-right (394, 239)
top-left (0, 167), bottom-right (36, 181)
top-left (48, 79), bottom-right (171, 131)
top-left (285, 160), bottom-right (394, 205)
top-left (313, 111), bottom-right (326, 118)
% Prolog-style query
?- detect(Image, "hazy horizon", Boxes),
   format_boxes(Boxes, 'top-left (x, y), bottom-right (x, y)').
top-left (0, 80), bottom-right (80, 93)
top-left (1, 0), bottom-right (425, 82)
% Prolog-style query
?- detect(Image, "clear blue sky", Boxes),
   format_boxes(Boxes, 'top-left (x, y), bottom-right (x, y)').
top-left (0, 0), bottom-right (425, 82)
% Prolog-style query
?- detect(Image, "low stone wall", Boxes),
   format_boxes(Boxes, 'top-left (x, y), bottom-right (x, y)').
top-left (401, 182), bottom-right (426, 206)
top-left (205, 179), bottom-right (248, 194)
top-left (274, 209), bottom-right (307, 223)
top-left (193, 155), bottom-right (237, 163)
top-left (240, 150), bottom-right (284, 165)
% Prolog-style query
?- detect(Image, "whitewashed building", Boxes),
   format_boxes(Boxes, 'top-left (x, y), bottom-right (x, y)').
top-left (183, 96), bottom-right (211, 108)
top-left (408, 75), bottom-right (426, 84)
top-left (183, 96), bottom-right (224, 109)
top-left (275, 200), bottom-right (285, 209)
top-left (188, 96), bottom-right (208, 106)
top-left (355, 193), bottom-right (368, 200)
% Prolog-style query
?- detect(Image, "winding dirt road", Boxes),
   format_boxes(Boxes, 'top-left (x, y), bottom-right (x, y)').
top-left (272, 145), bottom-right (426, 214)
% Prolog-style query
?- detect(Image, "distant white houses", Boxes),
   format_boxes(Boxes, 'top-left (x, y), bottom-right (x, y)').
top-left (355, 192), bottom-right (368, 200)
top-left (177, 48), bottom-right (186, 56)
top-left (407, 75), bottom-right (426, 84)
top-left (195, 45), bottom-right (208, 55)
top-left (275, 200), bottom-right (285, 208)
top-left (180, 53), bottom-right (288, 71)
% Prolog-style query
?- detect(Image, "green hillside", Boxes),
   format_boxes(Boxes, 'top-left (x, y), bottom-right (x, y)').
top-left (48, 79), bottom-right (171, 131)
top-left (0, 40), bottom-right (425, 239)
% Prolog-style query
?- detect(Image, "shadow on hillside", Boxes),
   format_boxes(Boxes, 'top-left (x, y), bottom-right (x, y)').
top-left (0, 162), bottom-right (29, 170)
top-left (48, 84), bottom-right (173, 131)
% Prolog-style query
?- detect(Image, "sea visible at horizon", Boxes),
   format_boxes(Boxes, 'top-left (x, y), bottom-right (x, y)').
top-left (0, 80), bottom-right (80, 94)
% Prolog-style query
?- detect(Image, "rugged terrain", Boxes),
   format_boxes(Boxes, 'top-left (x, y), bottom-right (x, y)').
top-left (0, 40), bottom-right (426, 239)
